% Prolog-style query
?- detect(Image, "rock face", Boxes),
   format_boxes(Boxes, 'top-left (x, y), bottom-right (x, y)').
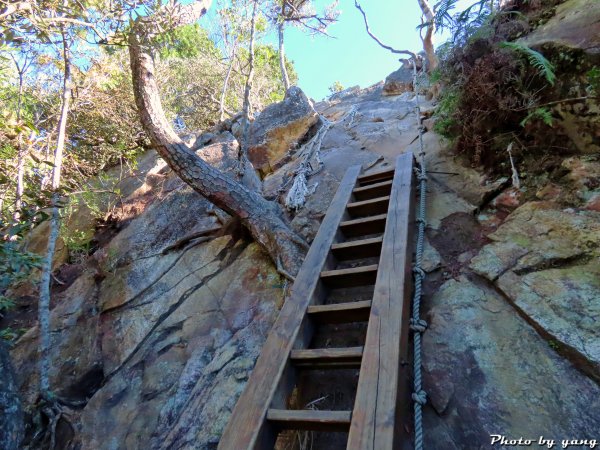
top-left (522, 0), bottom-right (600, 54)
top-left (10, 140), bottom-right (285, 448)
top-left (470, 202), bottom-right (600, 381)
top-left (423, 278), bottom-right (600, 448)
top-left (8, 25), bottom-right (600, 448)
top-left (382, 66), bottom-right (413, 96)
top-left (247, 87), bottom-right (319, 175)
top-left (521, 0), bottom-right (600, 156)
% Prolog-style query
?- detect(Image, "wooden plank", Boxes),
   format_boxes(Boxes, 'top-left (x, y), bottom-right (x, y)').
top-left (267, 409), bottom-right (352, 432)
top-left (339, 214), bottom-right (387, 238)
top-left (331, 237), bottom-right (383, 261)
top-left (291, 346), bottom-right (363, 369)
top-left (353, 179), bottom-right (393, 201)
top-left (218, 165), bottom-right (361, 450)
top-left (346, 196), bottom-right (390, 218)
top-left (348, 152), bottom-right (415, 450)
top-left (320, 264), bottom-right (378, 289)
top-left (307, 300), bottom-right (372, 324)
top-left (357, 167), bottom-right (395, 186)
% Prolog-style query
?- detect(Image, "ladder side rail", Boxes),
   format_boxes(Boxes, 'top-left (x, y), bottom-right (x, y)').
top-left (218, 165), bottom-right (362, 450)
top-left (347, 152), bottom-right (416, 450)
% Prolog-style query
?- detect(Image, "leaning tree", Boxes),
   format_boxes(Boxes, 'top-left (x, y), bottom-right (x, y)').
top-left (128, 0), bottom-right (308, 279)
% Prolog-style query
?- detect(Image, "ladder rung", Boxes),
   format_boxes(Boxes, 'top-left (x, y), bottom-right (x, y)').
top-left (291, 346), bottom-right (363, 369)
top-left (331, 237), bottom-right (383, 260)
top-left (347, 196), bottom-right (390, 218)
top-left (308, 300), bottom-right (372, 324)
top-left (267, 409), bottom-right (352, 432)
top-left (353, 179), bottom-right (393, 201)
top-left (339, 214), bottom-right (387, 238)
top-left (321, 264), bottom-right (378, 288)
top-left (358, 167), bottom-right (395, 186)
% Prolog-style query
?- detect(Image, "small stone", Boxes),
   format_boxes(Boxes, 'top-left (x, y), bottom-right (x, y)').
top-left (585, 194), bottom-right (600, 212)
top-left (491, 187), bottom-right (522, 210)
top-left (536, 183), bottom-right (563, 201)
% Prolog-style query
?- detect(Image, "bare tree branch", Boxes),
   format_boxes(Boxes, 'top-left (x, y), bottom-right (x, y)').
top-left (354, 0), bottom-right (416, 59)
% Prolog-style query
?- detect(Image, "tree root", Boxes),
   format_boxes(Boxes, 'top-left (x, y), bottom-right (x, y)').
top-left (27, 394), bottom-right (78, 450)
top-left (276, 256), bottom-right (296, 282)
top-left (160, 225), bottom-right (222, 255)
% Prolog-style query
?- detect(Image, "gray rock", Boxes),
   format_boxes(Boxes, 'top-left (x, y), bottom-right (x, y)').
top-left (247, 87), bottom-right (319, 175)
top-left (423, 277), bottom-right (600, 448)
top-left (80, 242), bottom-right (284, 449)
top-left (470, 202), bottom-right (600, 379)
top-left (196, 131), bottom-right (261, 191)
top-left (382, 67), bottom-right (413, 96)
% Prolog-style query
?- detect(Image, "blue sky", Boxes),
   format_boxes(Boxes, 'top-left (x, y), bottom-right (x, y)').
top-left (284, 0), bottom-right (428, 100)
top-left (200, 0), bottom-right (475, 101)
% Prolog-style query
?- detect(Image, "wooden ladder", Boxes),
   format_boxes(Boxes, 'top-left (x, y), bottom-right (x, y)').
top-left (219, 152), bottom-right (416, 450)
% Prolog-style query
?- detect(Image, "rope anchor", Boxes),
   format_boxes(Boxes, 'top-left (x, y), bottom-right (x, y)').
top-left (410, 318), bottom-right (428, 333)
top-left (410, 57), bottom-right (428, 450)
top-left (412, 390), bottom-right (428, 406)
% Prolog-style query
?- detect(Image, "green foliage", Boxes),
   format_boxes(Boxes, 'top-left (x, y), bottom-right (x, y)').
top-left (61, 227), bottom-right (93, 255)
top-left (548, 340), bottom-right (560, 351)
top-left (0, 327), bottom-right (26, 341)
top-left (587, 66), bottom-right (600, 94)
top-left (155, 24), bottom-right (220, 60)
top-left (328, 81), bottom-right (344, 94)
top-left (499, 42), bottom-right (556, 86)
top-left (433, 88), bottom-right (460, 139)
top-left (0, 239), bottom-right (42, 310)
top-left (520, 107), bottom-right (553, 127)
top-left (0, 296), bottom-right (16, 312)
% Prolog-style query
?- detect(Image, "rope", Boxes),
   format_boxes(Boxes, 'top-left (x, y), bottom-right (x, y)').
top-left (410, 57), bottom-right (428, 450)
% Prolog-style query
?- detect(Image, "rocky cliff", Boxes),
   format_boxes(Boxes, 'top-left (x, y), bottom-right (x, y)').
top-left (6, 1), bottom-right (600, 448)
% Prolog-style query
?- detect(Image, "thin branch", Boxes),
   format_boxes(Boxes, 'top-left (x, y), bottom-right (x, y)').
top-left (354, 0), bottom-right (416, 59)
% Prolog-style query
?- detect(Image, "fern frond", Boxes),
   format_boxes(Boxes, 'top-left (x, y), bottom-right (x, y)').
top-left (431, 0), bottom-right (459, 30)
top-left (500, 41), bottom-right (556, 86)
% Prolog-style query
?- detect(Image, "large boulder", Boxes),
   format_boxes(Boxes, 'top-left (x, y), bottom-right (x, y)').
top-left (247, 87), bottom-right (319, 175)
top-left (382, 66), bottom-right (413, 96)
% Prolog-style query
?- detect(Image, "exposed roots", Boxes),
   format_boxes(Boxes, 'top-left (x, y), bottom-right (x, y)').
top-left (26, 395), bottom-right (78, 450)
top-left (284, 105), bottom-right (361, 212)
top-left (276, 256), bottom-right (296, 282)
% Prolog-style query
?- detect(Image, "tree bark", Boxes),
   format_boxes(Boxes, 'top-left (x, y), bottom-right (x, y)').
top-left (128, 20), bottom-right (307, 277)
top-left (38, 28), bottom-right (71, 400)
top-left (0, 342), bottom-right (23, 450)
top-left (416, 0), bottom-right (438, 72)
top-left (51, 30), bottom-right (72, 190)
top-left (13, 71), bottom-right (25, 223)
top-left (278, 21), bottom-right (290, 91)
top-left (241, 0), bottom-right (258, 146)
top-left (219, 39), bottom-right (237, 122)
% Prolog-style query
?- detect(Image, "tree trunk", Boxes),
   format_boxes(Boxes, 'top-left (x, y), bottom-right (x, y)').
top-left (38, 29), bottom-right (71, 399)
top-left (13, 71), bottom-right (24, 223)
top-left (128, 24), bottom-right (306, 277)
top-left (51, 31), bottom-right (72, 190)
top-left (241, 0), bottom-right (258, 146)
top-left (0, 341), bottom-right (23, 450)
top-left (37, 198), bottom-right (59, 399)
top-left (219, 39), bottom-right (237, 122)
top-left (278, 21), bottom-right (290, 91)
top-left (416, 0), bottom-right (438, 72)
top-left (13, 146), bottom-right (25, 222)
